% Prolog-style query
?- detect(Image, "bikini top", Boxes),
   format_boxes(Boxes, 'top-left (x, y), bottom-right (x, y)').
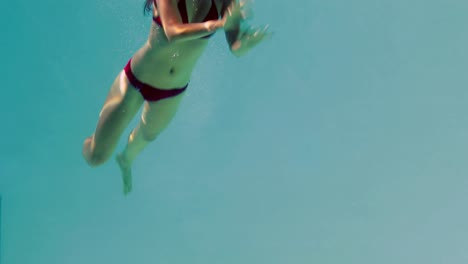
top-left (152, 0), bottom-right (219, 39)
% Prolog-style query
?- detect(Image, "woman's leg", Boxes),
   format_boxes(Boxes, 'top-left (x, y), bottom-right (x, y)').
top-left (116, 91), bottom-right (186, 194)
top-left (83, 71), bottom-right (144, 167)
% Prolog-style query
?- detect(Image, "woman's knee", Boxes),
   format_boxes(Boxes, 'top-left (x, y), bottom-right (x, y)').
top-left (85, 152), bottom-right (109, 167)
top-left (139, 116), bottom-right (165, 142)
top-left (82, 137), bottom-right (112, 167)
top-left (141, 128), bottom-right (160, 142)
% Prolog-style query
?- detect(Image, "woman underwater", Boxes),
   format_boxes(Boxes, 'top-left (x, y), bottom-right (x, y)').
top-left (83, 0), bottom-right (271, 194)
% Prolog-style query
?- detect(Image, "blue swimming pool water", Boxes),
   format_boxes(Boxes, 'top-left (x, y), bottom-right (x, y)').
top-left (1, 0), bottom-right (468, 263)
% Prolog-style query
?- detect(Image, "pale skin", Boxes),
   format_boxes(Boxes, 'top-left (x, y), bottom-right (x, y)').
top-left (82, 0), bottom-right (271, 195)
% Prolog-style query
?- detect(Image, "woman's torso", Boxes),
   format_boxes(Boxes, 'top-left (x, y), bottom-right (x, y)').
top-left (130, 0), bottom-right (225, 89)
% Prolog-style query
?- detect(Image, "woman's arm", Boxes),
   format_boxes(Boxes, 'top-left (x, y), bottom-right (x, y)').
top-left (156, 0), bottom-right (224, 42)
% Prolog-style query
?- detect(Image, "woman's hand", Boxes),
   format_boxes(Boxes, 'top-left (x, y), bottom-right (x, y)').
top-left (223, 0), bottom-right (273, 56)
top-left (232, 24), bottom-right (272, 52)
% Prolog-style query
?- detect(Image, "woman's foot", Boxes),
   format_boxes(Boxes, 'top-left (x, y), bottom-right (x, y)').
top-left (116, 153), bottom-right (132, 195)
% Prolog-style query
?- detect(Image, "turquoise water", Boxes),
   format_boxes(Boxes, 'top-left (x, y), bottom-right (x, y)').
top-left (1, 0), bottom-right (468, 263)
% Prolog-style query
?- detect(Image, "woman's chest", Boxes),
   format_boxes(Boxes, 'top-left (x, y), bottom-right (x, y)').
top-left (183, 0), bottom-right (225, 22)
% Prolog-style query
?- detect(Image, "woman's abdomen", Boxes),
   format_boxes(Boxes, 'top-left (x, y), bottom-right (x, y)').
top-left (132, 37), bottom-right (209, 89)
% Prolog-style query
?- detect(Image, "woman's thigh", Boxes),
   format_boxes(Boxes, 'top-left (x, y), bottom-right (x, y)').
top-left (92, 72), bottom-right (144, 154)
top-left (139, 91), bottom-right (186, 140)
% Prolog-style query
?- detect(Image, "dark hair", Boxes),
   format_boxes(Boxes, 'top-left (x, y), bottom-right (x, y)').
top-left (143, 0), bottom-right (153, 15)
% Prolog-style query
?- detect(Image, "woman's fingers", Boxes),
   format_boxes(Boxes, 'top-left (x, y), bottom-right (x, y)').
top-left (245, 25), bottom-right (272, 40)
top-left (239, 24), bottom-right (273, 48)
